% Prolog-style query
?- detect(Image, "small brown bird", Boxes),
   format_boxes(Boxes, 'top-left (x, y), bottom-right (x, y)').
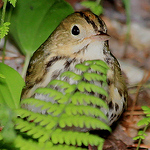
top-left (21, 11), bottom-right (127, 127)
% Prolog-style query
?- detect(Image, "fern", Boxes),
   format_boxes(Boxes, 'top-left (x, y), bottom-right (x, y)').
top-left (133, 106), bottom-right (150, 150)
top-left (0, 22), bottom-right (10, 39)
top-left (8, 0), bottom-right (17, 7)
top-left (0, 60), bottom-right (111, 150)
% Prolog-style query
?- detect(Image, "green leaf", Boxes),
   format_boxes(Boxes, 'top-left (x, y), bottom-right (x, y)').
top-left (9, 0), bottom-right (74, 55)
top-left (0, 22), bottom-right (10, 39)
top-left (133, 136), bottom-right (143, 140)
top-left (137, 117), bottom-right (150, 126)
top-left (142, 106), bottom-right (150, 115)
top-left (71, 92), bottom-right (108, 109)
top-left (81, 1), bottom-right (103, 16)
top-left (138, 130), bottom-right (147, 136)
top-left (89, 64), bottom-right (108, 74)
top-left (0, 63), bottom-right (25, 109)
top-left (83, 72), bottom-right (107, 82)
top-left (35, 88), bottom-right (63, 101)
top-left (75, 64), bottom-right (89, 72)
top-left (0, 105), bottom-right (16, 143)
top-left (60, 71), bottom-right (82, 81)
top-left (65, 104), bottom-right (108, 121)
top-left (77, 82), bottom-right (108, 97)
top-left (94, 60), bottom-right (109, 69)
top-left (49, 80), bottom-right (70, 88)
top-left (0, 73), bottom-right (5, 79)
top-left (8, 0), bottom-right (17, 7)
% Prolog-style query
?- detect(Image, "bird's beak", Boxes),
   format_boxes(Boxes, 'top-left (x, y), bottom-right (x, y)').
top-left (89, 32), bottom-right (110, 41)
top-left (95, 32), bottom-right (111, 41)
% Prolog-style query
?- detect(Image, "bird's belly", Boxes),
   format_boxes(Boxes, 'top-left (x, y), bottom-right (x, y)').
top-left (22, 59), bottom-right (126, 131)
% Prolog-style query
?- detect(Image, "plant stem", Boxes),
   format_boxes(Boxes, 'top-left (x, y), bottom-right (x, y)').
top-left (1, 0), bottom-right (7, 26)
top-left (123, 0), bottom-right (131, 57)
top-left (136, 125), bottom-right (148, 150)
top-left (1, 0), bottom-right (7, 63)
top-left (1, 3), bottom-right (13, 63)
top-left (21, 53), bottom-right (31, 79)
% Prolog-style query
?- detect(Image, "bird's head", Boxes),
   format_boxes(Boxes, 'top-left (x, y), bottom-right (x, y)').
top-left (45, 11), bottom-right (110, 60)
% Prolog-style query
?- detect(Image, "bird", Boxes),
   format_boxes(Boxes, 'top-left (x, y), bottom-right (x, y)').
top-left (21, 11), bottom-right (127, 129)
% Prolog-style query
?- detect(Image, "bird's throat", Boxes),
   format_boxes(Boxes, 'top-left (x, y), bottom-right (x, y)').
top-left (75, 41), bottom-right (106, 61)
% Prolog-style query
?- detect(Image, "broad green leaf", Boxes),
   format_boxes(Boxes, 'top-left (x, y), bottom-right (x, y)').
top-left (0, 73), bottom-right (5, 78)
top-left (0, 63), bottom-right (25, 109)
top-left (9, 0), bottom-right (74, 55)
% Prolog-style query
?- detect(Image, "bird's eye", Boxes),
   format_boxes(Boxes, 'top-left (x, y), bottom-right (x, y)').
top-left (71, 25), bottom-right (80, 35)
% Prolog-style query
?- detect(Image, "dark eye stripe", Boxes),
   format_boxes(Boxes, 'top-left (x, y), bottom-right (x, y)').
top-left (77, 11), bottom-right (98, 32)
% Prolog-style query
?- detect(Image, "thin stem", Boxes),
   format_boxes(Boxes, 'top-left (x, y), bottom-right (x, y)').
top-left (136, 125), bottom-right (149, 150)
top-left (123, 0), bottom-right (131, 57)
top-left (1, 0), bottom-right (7, 63)
top-left (1, 0), bottom-right (7, 26)
top-left (21, 53), bottom-right (31, 79)
top-left (1, 5), bottom-right (13, 63)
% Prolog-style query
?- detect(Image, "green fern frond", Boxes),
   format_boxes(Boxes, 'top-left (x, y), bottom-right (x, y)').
top-left (15, 109), bottom-right (57, 130)
top-left (8, 0), bottom-right (17, 7)
top-left (141, 106), bottom-right (150, 116)
top-left (20, 98), bottom-right (109, 130)
top-left (93, 60), bottom-right (109, 69)
top-left (15, 118), bottom-right (49, 140)
top-left (77, 82), bottom-right (108, 96)
top-left (133, 106), bottom-right (150, 149)
top-left (71, 92), bottom-right (108, 109)
top-left (14, 114), bottom-right (107, 148)
top-left (49, 80), bottom-right (76, 93)
top-left (35, 88), bottom-right (63, 100)
top-left (21, 98), bottom-right (65, 116)
top-left (65, 104), bottom-right (108, 120)
top-left (0, 60), bottom-right (111, 149)
top-left (89, 64), bottom-right (107, 74)
top-left (58, 114), bottom-right (110, 131)
top-left (60, 71), bottom-right (82, 81)
top-left (50, 129), bottom-right (104, 147)
top-left (75, 64), bottom-right (90, 72)
top-left (136, 106), bottom-right (150, 126)
top-left (0, 22), bottom-right (10, 39)
top-left (49, 80), bottom-right (70, 89)
top-left (137, 117), bottom-right (150, 126)
top-left (83, 72), bottom-right (107, 82)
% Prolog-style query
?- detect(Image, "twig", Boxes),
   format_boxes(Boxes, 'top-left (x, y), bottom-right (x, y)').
top-left (124, 111), bottom-right (144, 116)
top-left (129, 70), bottom-right (150, 121)
top-left (131, 144), bottom-right (150, 149)
top-left (0, 56), bottom-right (21, 60)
